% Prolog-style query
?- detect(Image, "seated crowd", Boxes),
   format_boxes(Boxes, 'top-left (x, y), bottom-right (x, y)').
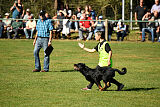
top-left (135, 0), bottom-right (160, 42)
top-left (0, 0), bottom-right (160, 42)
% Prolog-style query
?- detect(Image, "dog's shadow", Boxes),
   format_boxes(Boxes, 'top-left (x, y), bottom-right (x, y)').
top-left (60, 70), bottom-right (77, 72)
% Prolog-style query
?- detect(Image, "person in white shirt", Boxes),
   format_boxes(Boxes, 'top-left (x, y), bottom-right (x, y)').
top-left (151, 0), bottom-right (160, 14)
top-left (3, 13), bottom-right (12, 38)
top-left (24, 15), bottom-right (36, 39)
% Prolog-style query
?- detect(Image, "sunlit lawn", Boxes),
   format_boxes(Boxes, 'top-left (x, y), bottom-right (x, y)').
top-left (0, 38), bottom-right (160, 107)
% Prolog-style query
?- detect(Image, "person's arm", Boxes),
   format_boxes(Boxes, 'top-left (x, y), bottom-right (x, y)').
top-left (78, 43), bottom-right (96, 53)
top-left (156, 26), bottom-right (159, 32)
top-left (135, 12), bottom-right (138, 24)
top-left (142, 13), bottom-right (147, 21)
top-left (21, 4), bottom-right (25, 17)
top-left (11, 3), bottom-right (21, 12)
top-left (107, 50), bottom-right (112, 66)
top-left (59, 10), bottom-right (67, 17)
top-left (10, 3), bottom-right (15, 11)
top-left (48, 30), bottom-right (52, 46)
top-left (33, 32), bottom-right (37, 46)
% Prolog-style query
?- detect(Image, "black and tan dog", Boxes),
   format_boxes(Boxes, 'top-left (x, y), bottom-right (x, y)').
top-left (74, 63), bottom-right (127, 91)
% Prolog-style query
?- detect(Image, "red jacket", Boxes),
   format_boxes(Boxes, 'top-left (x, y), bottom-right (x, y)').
top-left (80, 17), bottom-right (93, 28)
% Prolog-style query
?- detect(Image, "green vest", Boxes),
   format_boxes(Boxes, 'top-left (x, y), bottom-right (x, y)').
top-left (98, 41), bottom-right (112, 67)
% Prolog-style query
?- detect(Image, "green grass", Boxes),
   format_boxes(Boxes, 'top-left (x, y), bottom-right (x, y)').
top-left (0, 39), bottom-right (160, 107)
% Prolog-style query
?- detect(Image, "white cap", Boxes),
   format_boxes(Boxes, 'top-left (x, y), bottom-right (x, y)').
top-left (5, 13), bottom-right (10, 16)
top-left (26, 9), bottom-right (30, 12)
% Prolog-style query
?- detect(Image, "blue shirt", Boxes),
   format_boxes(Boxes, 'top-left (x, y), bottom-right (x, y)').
top-left (36, 18), bottom-right (53, 37)
top-left (90, 10), bottom-right (97, 20)
top-left (12, 5), bottom-right (23, 19)
top-left (12, 7), bottom-right (20, 19)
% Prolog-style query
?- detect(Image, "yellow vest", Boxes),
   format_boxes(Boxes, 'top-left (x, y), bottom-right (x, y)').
top-left (98, 41), bottom-right (112, 67)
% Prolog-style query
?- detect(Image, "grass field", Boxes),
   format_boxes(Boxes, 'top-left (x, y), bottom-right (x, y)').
top-left (0, 39), bottom-right (160, 107)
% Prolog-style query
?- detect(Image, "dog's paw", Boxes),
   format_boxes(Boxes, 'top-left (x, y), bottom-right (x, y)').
top-left (99, 88), bottom-right (105, 91)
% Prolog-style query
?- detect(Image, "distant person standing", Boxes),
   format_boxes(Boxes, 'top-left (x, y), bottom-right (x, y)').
top-left (33, 10), bottom-right (53, 72)
top-left (151, 0), bottom-right (160, 14)
top-left (10, 0), bottom-right (24, 19)
top-left (135, 0), bottom-right (147, 31)
top-left (0, 15), bottom-right (5, 38)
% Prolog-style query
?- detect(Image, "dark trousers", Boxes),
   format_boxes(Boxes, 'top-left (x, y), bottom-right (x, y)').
top-left (138, 22), bottom-right (146, 31)
top-left (117, 31), bottom-right (126, 41)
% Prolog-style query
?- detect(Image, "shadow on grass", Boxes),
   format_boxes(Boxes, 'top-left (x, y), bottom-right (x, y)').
top-left (60, 70), bottom-right (77, 72)
top-left (103, 87), bottom-right (158, 91)
top-left (123, 87), bottom-right (158, 91)
top-left (97, 87), bottom-right (158, 91)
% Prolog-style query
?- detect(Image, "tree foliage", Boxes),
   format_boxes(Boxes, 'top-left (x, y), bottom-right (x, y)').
top-left (0, 0), bottom-right (156, 19)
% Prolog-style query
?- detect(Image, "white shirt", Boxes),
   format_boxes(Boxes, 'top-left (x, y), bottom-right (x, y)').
top-left (26, 20), bottom-right (36, 29)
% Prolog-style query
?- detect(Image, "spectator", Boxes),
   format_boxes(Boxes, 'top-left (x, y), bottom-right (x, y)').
top-left (151, 0), bottom-right (160, 14)
top-left (33, 10), bottom-right (53, 72)
top-left (108, 21), bottom-right (114, 41)
top-left (69, 13), bottom-right (79, 32)
top-left (3, 13), bottom-right (12, 38)
top-left (85, 5), bottom-right (90, 15)
top-left (69, 6), bottom-right (81, 31)
top-left (80, 10), bottom-right (85, 19)
top-left (78, 13), bottom-right (94, 41)
top-left (74, 6), bottom-right (81, 20)
top-left (54, 10), bottom-right (66, 39)
top-left (23, 8), bottom-right (31, 20)
top-left (45, 12), bottom-right (52, 19)
top-left (23, 8), bottom-right (31, 28)
top-left (0, 15), bottom-right (5, 38)
top-left (156, 20), bottom-right (160, 42)
top-left (10, 0), bottom-right (25, 19)
top-left (135, 0), bottom-right (147, 31)
top-left (24, 15), bottom-right (36, 39)
top-left (89, 5), bottom-right (97, 20)
top-left (141, 11), bottom-right (159, 42)
top-left (116, 20), bottom-right (127, 41)
top-left (93, 16), bottom-right (105, 34)
top-left (64, 4), bottom-right (72, 19)
top-left (8, 17), bottom-right (23, 39)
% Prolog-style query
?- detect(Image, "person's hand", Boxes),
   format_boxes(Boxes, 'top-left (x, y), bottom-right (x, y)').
top-left (33, 40), bottom-right (36, 46)
top-left (135, 19), bottom-right (137, 25)
top-left (14, 3), bottom-right (17, 7)
top-left (107, 60), bottom-right (111, 66)
top-left (48, 41), bottom-right (51, 46)
top-left (78, 43), bottom-right (84, 49)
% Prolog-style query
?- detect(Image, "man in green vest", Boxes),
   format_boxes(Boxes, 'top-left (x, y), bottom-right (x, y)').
top-left (78, 31), bottom-right (124, 91)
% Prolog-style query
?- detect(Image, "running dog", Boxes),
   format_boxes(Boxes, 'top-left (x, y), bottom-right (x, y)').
top-left (74, 63), bottom-right (127, 91)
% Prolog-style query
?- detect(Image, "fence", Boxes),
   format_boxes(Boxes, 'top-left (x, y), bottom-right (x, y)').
top-left (1, 18), bottom-right (160, 41)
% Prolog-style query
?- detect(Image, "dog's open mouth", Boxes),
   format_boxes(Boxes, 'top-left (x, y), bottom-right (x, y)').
top-left (74, 64), bottom-right (80, 71)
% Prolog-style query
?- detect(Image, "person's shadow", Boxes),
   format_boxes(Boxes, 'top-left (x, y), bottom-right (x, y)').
top-left (123, 87), bottom-right (158, 91)
top-left (101, 87), bottom-right (158, 91)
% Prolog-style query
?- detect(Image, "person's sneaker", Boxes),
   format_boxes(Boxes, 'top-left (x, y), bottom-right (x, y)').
top-left (32, 69), bottom-right (40, 72)
top-left (40, 70), bottom-right (48, 72)
top-left (81, 87), bottom-right (91, 90)
top-left (117, 84), bottom-right (124, 91)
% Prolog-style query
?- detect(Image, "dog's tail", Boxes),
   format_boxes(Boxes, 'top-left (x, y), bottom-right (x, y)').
top-left (114, 68), bottom-right (127, 75)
